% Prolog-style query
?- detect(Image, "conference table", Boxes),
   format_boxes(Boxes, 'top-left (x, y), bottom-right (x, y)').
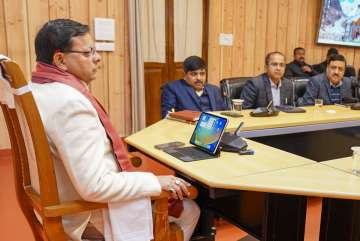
top-left (125, 105), bottom-right (360, 241)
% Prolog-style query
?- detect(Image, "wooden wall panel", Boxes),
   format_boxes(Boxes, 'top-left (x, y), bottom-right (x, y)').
top-left (207, 0), bottom-right (222, 83)
top-left (208, 0), bottom-right (360, 84)
top-left (0, 0), bottom-right (130, 149)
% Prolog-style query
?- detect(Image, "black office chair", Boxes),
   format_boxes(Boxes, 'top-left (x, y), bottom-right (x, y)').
top-left (293, 78), bottom-right (309, 99)
top-left (220, 77), bottom-right (252, 109)
top-left (345, 65), bottom-right (356, 78)
top-left (350, 77), bottom-right (360, 99)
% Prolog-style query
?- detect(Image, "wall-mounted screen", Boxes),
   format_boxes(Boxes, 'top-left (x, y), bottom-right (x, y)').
top-left (318, 0), bottom-right (360, 47)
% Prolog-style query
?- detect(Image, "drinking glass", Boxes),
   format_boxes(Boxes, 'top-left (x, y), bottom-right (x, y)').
top-left (351, 146), bottom-right (360, 175)
top-left (232, 99), bottom-right (244, 112)
top-left (314, 98), bottom-right (323, 113)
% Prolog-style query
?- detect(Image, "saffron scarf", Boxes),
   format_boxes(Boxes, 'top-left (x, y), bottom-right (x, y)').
top-left (32, 62), bottom-right (132, 171)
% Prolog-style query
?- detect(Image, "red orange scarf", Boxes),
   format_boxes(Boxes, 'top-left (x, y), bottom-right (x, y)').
top-left (32, 62), bottom-right (132, 171)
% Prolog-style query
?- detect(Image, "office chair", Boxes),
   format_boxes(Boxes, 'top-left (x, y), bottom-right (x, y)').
top-left (291, 78), bottom-right (309, 106)
top-left (0, 59), bottom-right (197, 241)
top-left (220, 77), bottom-right (252, 109)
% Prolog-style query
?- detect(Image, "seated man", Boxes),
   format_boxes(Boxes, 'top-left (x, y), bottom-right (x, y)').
top-left (241, 51), bottom-right (293, 109)
top-left (312, 47), bottom-right (338, 74)
top-left (30, 19), bottom-right (199, 241)
top-left (161, 56), bottom-right (227, 118)
top-left (312, 47), bottom-right (355, 78)
top-left (285, 47), bottom-right (317, 78)
top-left (300, 54), bottom-right (353, 106)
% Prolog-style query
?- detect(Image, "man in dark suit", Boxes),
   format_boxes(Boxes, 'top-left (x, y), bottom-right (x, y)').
top-left (285, 47), bottom-right (317, 78)
top-left (300, 54), bottom-right (353, 106)
top-left (312, 47), bottom-right (338, 74)
top-left (161, 56), bottom-right (227, 118)
top-left (312, 48), bottom-right (356, 78)
top-left (241, 51), bottom-right (293, 109)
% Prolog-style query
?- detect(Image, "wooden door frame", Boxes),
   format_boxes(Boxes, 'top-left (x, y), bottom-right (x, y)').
top-left (144, 0), bottom-right (209, 125)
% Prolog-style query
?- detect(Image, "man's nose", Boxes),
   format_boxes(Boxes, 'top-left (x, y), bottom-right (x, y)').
top-left (94, 52), bottom-right (101, 63)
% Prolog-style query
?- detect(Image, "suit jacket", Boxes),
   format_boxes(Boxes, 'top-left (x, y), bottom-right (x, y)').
top-left (285, 60), bottom-right (317, 78)
top-left (30, 82), bottom-right (161, 241)
top-left (299, 73), bottom-right (353, 106)
top-left (161, 79), bottom-right (228, 118)
top-left (240, 73), bottom-right (293, 109)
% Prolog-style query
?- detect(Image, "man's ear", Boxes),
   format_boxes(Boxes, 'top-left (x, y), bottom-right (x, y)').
top-left (52, 52), bottom-right (67, 70)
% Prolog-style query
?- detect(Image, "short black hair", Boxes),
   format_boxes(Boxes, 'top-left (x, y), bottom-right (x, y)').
top-left (183, 56), bottom-right (206, 73)
top-left (327, 54), bottom-right (347, 66)
top-left (293, 47), bottom-right (305, 55)
top-left (35, 19), bottom-right (89, 64)
top-left (265, 51), bottom-right (285, 65)
top-left (326, 47), bottom-right (338, 57)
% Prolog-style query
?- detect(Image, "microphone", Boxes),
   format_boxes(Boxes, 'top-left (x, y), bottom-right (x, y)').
top-left (292, 79), bottom-right (296, 107)
top-left (342, 96), bottom-right (359, 104)
top-left (234, 121), bottom-right (244, 136)
top-left (266, 100), bottom-right (274, 112)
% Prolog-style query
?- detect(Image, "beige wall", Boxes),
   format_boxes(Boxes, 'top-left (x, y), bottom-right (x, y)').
top-left (207, 0), bottom-right (360, 84)
top-left (0, 0), bottom-right (131, 149)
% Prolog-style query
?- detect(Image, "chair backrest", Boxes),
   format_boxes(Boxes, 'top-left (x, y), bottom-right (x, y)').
top-left (345, 65), bottom-right (356, 78)
top-left (292, 78), bottom-right (309, 102)
top-left (350, 77), bottom-right (360, 99)
top-left (0, 59), bottom-right (68, 240)
top-left (220, 77), bottom-right (251, 109)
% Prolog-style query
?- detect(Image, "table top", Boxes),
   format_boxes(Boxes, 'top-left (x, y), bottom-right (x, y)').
top-left (216, 105), bottom-right (360, 137)
top-left (125, 108), bottom-right (360, 200)
top-left (217, 162), bottom-right (360, 200)
top-left (126, 120), bottom-right (315, 186)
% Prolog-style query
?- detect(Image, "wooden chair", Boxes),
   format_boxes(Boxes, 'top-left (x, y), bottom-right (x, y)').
top-left (0, 59), bottom-right (197, 241)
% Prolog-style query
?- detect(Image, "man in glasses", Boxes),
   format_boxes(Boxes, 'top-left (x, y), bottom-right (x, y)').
top-left (161, 55), bottom-right (228, 118)
top-left (30, 19), bottom-right (199, 241)
top-left (241, 51), bottom-right (293, 109)
top-left (300, 54), bottom-right (353, 106)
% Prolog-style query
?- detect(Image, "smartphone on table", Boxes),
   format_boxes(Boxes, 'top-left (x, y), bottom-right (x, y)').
top-left (154, 141), bottom-right (185, 150)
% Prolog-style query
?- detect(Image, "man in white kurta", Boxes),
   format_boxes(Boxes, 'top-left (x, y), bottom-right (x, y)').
top-left (29, 19), bottom-right (200, 241)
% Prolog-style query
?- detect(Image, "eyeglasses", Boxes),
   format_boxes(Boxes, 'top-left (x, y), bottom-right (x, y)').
top-left (63, 47), bottom-right (97, 57)
top-left (188, 70), bottom-right (206, 77)
top-left (268, 62), bottom-right (285, 68)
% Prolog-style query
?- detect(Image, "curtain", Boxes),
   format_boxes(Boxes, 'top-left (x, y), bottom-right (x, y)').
top-left (128, 0), bottom-right (146, 132)
top-left (174, 0), bottom-right (203, 62)
top-left (140, 0), bottom-right (166, 63)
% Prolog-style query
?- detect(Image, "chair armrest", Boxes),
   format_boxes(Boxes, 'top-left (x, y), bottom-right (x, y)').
top-left (151, 186), bottom-right (198, 201)
top-left (42, 186), bottom-right (198, 218)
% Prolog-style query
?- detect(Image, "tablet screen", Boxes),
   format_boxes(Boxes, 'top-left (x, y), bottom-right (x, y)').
top-left (190, 112), bottom-right (228, 154)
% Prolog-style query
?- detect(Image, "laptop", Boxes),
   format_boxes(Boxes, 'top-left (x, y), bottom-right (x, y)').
top-left (163, 112), bottom-right (228, 162)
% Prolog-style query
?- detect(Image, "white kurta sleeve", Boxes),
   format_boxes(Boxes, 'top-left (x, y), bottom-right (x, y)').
top-left (47, 97), bottom-right (161, 203)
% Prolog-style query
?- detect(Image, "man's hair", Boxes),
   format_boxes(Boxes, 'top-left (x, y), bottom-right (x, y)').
top-left (183, 56), bottom-right (206, 73)
top-left (326, 54), bottom-right (347, 66)
top-left (265, 51), bottom-right (285, 65)
top-left (326, 47), bottom-right (339, 57)
top-left (35, 19), bottom-right (89, 64)
top-left (293, 47), bottom-right (305, 55)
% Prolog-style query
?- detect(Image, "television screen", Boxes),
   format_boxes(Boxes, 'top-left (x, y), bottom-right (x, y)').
top-left (318, 0), bottom-right (360, 47)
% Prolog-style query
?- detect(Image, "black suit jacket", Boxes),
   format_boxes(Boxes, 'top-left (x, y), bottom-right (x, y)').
top-left (285, 60), bottom-right (317, 78)
top-left (240, 73), bottom-right (293, 109)
top-left (161, 79), bottom-right (228, 118)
